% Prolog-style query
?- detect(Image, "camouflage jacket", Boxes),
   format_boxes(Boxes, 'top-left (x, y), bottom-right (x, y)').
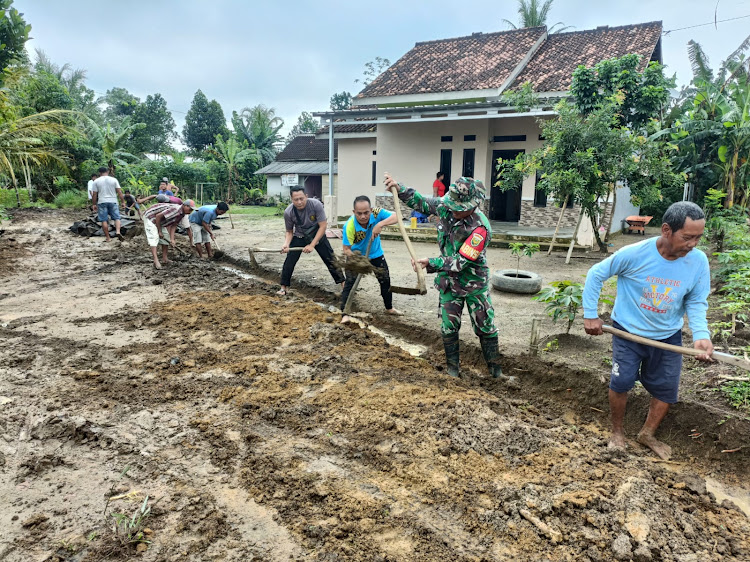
top-left (397, 184), bottom-right (492, 296)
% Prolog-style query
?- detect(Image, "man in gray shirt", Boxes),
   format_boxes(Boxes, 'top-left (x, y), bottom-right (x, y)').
top-left (91, 166), bottom-right (126, 242)
top-left (278, 186), bottom-right (344, 295)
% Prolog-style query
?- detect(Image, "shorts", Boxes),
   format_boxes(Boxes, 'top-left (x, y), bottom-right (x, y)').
top-left (97, 202), bottom-right (120, 222)
top-left (610, 321), bottom-right (683, 403)
top-left (190, 223), bottom-right (210, 245)
top-left (143, 219), bottom-right (171, 248)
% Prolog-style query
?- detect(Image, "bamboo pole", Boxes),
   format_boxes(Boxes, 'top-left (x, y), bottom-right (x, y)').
top-left (546, 194), bottom-right (569, 256)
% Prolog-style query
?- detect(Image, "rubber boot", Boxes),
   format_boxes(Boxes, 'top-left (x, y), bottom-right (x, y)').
top-left (480, 335), bottom-right (519, 388)
top-left (442, 333), bottom-right (460, 378)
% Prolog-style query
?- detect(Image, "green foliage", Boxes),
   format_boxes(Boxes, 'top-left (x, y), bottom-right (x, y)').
top-left (355, 57), bottom-right (390, 86)
top-left (0, 187), bottom-right (28, 206)
top-left (286, 112), bottom-right (319, 143)
top-left (508, 242), bottom-right (539, 275)
top-left (721, 380), bottom-right (750, 413)
top-left (110, 495), bottom-right (153, 547)
top-left (183, 89), bottom-right (229, 152)
top-left (52, 189), bottom-right (87, 208)
top-left (0, 0), bottom-right (31, 83)
top-left (100, 87), bottom-right (140, 128)
top-left (231, 105), bottom-right (283, 167)
top-left (503, 82), bottom-right (538, 112)
top-left (533, 280), bottom-right (586, 334)
top-left (330, 91), bottom-right (352, 110)
top-left (129, 93), bottom-right (176, 155)
top-left (502, 0), bottom-right (570, 33)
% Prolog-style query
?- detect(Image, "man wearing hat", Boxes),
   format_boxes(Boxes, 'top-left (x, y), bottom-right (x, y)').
top-left (143, 199), bottom-right (196, 269)
top-left (384, 173), bottom-right (514, 385)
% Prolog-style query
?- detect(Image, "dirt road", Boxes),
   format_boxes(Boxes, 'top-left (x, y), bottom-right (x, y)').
top-left (0, 209), bottom-right (748, 561)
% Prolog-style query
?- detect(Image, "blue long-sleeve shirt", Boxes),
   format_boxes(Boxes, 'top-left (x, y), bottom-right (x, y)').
top-left (582, 238), bottom-right (711, 341)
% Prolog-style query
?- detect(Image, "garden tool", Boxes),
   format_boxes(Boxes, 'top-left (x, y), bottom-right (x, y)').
top-left (210, 237), bottom-right (225, 259)
top-left (602, 325), bottom-right (750, 371)
top-left (343, 233), bottom-right (374, 314)
top-left (160, 236), bottom-right (188, 255)
top-left (248, 246), bottom-right (303, 268)
top-left (386, 179), bottom-right (427, 295)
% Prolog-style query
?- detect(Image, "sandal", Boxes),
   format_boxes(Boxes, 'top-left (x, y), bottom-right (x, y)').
top-left (276, 288), bottom-right (288, 296)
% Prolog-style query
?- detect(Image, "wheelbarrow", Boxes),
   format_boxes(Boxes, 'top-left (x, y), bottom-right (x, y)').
top-left (624, 215), bottom-right (653, 235)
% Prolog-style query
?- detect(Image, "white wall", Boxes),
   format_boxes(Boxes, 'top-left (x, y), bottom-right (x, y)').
top-left (608, 183), bottom-right (640, 234)
top-left (337, 138), bottom-right (377, 217)
top-left (267, 176), bottom-right (283, 199)
top-left (486, 116), bottom-right (545, 199)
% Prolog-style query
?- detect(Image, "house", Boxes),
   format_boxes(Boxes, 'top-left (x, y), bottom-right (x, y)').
top-left (254, 134), bottom-right (339, 202)
top-left (313, 21), bottom-right (663, 242)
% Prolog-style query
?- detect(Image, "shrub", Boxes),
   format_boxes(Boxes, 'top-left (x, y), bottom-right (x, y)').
top-left (509, 242), bottom-right (540, 276)
top-left (53, 190), bottom-right (89, 208)
top-left (533, 280), bottom-right (600, 334)
top-left (0, 188), bottom-right (30, 207)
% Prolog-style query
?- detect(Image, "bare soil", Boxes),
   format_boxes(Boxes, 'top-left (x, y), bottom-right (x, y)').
top-left (0, 209), bottom-right (748, 562)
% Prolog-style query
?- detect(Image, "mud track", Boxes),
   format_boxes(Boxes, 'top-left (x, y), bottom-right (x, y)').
top-left (0, 209), bottom-right (748, 562)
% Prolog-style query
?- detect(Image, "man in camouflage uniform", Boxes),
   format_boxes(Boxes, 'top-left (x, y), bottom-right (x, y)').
top-left (384, 173), bottom-right (516, 385)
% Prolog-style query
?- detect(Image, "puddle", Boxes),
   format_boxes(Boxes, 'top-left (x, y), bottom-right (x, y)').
top-left (221, 266), bottom-right (263, 281)
top-left (706, 477), bottom-right (750, 519)
top-left (367, 325), bottom-right (427, 357)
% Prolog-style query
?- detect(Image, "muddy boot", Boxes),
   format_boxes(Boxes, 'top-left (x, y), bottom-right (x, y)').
top-left (480, 335), bottom-right (519, 388)
top-left (442, 333), bottom-right (460, 378)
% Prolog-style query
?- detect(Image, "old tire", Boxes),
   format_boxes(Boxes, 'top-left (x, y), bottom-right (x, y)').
top-left (491, 269), bottom-right (543, 294)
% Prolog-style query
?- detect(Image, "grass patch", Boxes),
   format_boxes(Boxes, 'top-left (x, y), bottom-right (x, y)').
top-left (229, 205), bottom-right (279, 217)
top-left (722, 380), bottom-right (750, 412)
top-left (53, 190), bottom-right (89, 208)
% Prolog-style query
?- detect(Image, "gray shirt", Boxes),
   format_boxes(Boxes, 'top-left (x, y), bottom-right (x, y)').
top-left (284, 198), bottom-right (326, 237)
top-left (92, 176), bottom-right (122, 204)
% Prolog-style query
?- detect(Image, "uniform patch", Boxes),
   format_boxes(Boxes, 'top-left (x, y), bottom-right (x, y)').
top-left (310, 214), bottom-right (316, 222)
top-left (458, 227), bottom-right (487, 261)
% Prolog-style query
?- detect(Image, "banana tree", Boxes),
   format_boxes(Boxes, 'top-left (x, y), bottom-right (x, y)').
top-left (207, 134), bottom-right (259, 202)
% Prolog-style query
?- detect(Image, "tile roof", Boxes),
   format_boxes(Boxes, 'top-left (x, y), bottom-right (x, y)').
top-left (275, 134), bottom-right (337, 162)
top-left (510, 22), bottom-right (663, 92)
top-left (358, 27), bottom-right (546, 98)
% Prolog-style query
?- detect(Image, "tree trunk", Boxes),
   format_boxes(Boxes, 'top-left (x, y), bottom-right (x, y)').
top-left (589, 206), bottom-right (608, 253)
top-left (724, 148), bottom-right (739, 208)
top-left (604, 185), bottom-right (616, 243)
top-left (12, 175), bottom-right (21, 208)
top-left (546, 195), bottom-right (568, 256)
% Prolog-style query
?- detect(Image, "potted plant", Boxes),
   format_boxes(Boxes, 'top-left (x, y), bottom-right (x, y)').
top-left (491, 242), bottom-right (543, 294)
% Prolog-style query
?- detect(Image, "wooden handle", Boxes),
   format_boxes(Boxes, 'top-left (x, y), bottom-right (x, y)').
top-left (343, 233), bottom-right (374, 314)
top-left (602, 325), bottom-right (750, 371)
top-left (389, 184), bottom-right (427, 293)
top-left (251, 247), bottom-right (304, 253)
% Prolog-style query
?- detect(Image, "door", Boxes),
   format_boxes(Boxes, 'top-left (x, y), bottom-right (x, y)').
top-left (490, 149), bottom-right (524, 221)
top-left (462, 148), bottom-right (475, 178)
top-left (440, 149), bottom-right (452, 188)
top-left (304, 176), bottom-right (323, 201)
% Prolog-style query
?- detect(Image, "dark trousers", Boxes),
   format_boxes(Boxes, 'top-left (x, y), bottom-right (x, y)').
top-left (340, 255), bottom-right (393, 310)
top-left (280, 236), bottom-right (345, 287)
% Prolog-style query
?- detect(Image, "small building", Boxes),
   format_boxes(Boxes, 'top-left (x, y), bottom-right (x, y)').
top-left (314, 22), bottom-right (662, 242)
top-left (255, 134), bottom-right (338, 202)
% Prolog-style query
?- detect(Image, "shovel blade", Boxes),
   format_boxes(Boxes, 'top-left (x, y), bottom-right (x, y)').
top-left (389, 286), bottom-right (427, 295)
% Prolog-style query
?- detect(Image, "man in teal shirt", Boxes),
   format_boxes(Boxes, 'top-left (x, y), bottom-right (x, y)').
top-left (340, 195), bottom-right (401, 321)
top-left (189, 202), bottom-right (229, 258)
top-left (583, 201), bottom-right (714, 460)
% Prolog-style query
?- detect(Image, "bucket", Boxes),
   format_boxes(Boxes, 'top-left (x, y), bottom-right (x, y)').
top-left (410, 217), bottom-right (417, 229)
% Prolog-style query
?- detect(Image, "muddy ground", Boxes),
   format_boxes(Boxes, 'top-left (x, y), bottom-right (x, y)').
top-left (0, 208), bottom-right (749, 562)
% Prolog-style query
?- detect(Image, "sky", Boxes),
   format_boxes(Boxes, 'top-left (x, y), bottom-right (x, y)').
top-left (14, 0), bottom-right (750, 140)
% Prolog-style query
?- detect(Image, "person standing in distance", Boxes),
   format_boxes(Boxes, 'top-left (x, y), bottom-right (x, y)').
top-left (432, 171), bottom-right (447, 198)
top-left (278, 186), bottom-right (344, 296)
top-left (582, 201), bottom-right (714, 460)
top-left (91, 167), bottom-right (126, 242)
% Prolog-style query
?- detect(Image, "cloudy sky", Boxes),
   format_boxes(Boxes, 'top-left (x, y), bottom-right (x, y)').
top-left (15, 0), bottom-right (750, 139)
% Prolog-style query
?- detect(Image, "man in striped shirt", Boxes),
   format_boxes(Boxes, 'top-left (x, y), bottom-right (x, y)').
top-left (143, 200), bottom-right (196, 269)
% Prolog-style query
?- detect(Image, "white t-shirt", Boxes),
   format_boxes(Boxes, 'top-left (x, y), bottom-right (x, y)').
top-left (92, 176), bottom-right (121, 204)
top-left (87, 179), bottom-right (95, 200)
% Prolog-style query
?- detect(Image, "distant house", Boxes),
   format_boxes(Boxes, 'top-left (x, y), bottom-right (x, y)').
top-left (255, 134), bottom-right (339, 201)
top-left (314, 22), bottom-right (663, 239)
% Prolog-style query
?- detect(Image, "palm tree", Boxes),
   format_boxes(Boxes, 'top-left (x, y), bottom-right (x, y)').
top-left (208, 134), bottom-right (258, 202)
top-left (86, 117), bottom-right (146, 174)
top-left (231, 105), bottom-right (283, 167)
top-left (0, 103), bottom-right (76, 206)
top-left (502, 0), bottom-right (571, 33)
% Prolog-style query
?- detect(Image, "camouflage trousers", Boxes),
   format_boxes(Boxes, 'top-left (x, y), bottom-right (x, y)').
top-left (438, 288), bottom-right (498, 337)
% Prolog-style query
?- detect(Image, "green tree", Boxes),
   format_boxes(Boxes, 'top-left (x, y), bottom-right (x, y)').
top-left (355, 57), bottom-right (391, 86)
top-left (128, 93), bottom-right (176, 155)
top-left (86, 117), bottom-right (146, 173)
top-left (100, 87), bottom-right (140, 128)
top-left (12, 70), bottom-right (73, 113)
top-left (231, 105), bottom-right (283, 167)
top-left (502, 0), bottom-right (570, 33)
top-left (330, 91), bottom-right (352, 110)
top-left (0, 0), bottom-right (31, 83)
top-left (182, 89), bottom-right (229, 152)
top-left (207, 134), bottom-right (258, 201)
top-left (285, 111), bottom-right (319, 143)
top-left (32, 49), bottom-right (101, 122)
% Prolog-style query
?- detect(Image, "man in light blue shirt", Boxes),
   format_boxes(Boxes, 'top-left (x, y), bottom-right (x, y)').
top-left (189, 202), bottom-right (229, 258)
top-left (583, 201), bottom-right (713, 460)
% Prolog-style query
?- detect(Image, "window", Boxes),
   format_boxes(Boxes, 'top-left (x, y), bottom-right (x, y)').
top-left (533, 173), bottom-right (547, 207)
top-left (440, 149), bottom-right (452, 187)
top-left (463, 135), bottom-right (476, 142)
top-left (372, 150), bottom-right (377, 155)
top-left (491, 135), bottom-right (527, 143)
top-left (371, 161), bottom-right (376, 187)
top-left (441, 136), bottom-right (453, 142)
top-left (462, 149), bottom-right (475, 178)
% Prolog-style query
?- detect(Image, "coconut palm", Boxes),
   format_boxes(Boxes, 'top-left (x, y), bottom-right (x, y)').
top-left (86, 117), bottom-right (146, 174)
top-left (502, 0), bottom-right (571, 33)
top-left (207, 134), bottom-right (259, 201)
top-left (0, 103), bottom-right (76, 206)
top-left (231, 105), bottom-right (283, 167)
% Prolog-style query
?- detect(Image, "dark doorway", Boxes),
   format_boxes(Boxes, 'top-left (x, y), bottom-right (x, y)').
top-left (440, 149), bottom-right (452, 188)
top-left (462, 148), bottom-right (475, 178)
top-left (304, 176), bottom-right (323, 201)
top-left (490, 149), bottom-right (524, 221)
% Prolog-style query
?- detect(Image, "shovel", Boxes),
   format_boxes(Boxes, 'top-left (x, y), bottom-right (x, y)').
top-left (385, 178), bottom-right (427, 295)
top-left (343, 234), bottom-right (374, 314)
top-left (248, 246), bottom-right (303, 268)
top-left (210, 237), bottom-right (225, 259)
top-left (602, 325), bottom-right (750, 371)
